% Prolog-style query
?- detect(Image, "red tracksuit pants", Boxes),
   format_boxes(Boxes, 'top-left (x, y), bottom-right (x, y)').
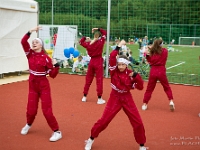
top-left (91, 89), bottom-right (146, 144)
top-left (83, 57), bottom-right (104, 96)
top-left (143, 66), bottom-right (173, 104)
top-left (26, 76), bottom-right (59, 131)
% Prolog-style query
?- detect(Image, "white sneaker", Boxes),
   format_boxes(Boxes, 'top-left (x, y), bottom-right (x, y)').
top-left (21, 124), bottom-right (31, 135)
top-left (82, 96), bottom-right (87, 102)
top-left (97, 98), bottom-right (106, 104)
top-left (139, 146), bottom-right (148, 150)
top-left (142, 104), bottom-right (147, 110)
top-left (49, 131), bottom-right (62, 142)
top-left (169, 101), bottom-right (175, 111)
top-left (85, 138), bottom-right (94, 150)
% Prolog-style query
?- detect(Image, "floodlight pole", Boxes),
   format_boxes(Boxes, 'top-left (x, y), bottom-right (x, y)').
top-left (52, 0), bottom-right (54, 26)
top-left (51, 0), bottom-right (54, 54)
top-left (105, 0), bottom-right (111, 78)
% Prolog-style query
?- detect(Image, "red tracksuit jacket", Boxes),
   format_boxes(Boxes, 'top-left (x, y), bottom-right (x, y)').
top-left (109, 49), bottom-right (144, 92)
top-left (21, 33), bottom-right (59, 78)
top-left (146, 48), bottom-right (168, 66)
top-left (79, 28), bottom-right (107, 58)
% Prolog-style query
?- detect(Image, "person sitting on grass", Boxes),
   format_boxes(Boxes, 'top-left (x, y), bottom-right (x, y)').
top-left (72, 55), bottom-right (87, 74)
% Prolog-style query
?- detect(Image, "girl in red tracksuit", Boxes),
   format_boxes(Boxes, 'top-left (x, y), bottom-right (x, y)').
top-left (79, 28), bottom-right (106, 104)
top-left (20, 26), bottom-right (62, 142)
top-left (84, 40), bottom-right (147, 150)
top-left (142, 39), bottom-right (175, 111)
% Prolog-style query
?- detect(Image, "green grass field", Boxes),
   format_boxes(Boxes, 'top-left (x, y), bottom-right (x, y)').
top-left (60, 43), bottom-right (200, 86)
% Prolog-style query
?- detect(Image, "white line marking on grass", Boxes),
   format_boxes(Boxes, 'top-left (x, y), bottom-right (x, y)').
top-left (167, 62), bottom-right (185, 70)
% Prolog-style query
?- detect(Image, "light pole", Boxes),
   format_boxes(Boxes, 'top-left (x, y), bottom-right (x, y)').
top-left (52, 0), bottom-right (54, 26)
top-left (105, 0), bottom-right (111, 78)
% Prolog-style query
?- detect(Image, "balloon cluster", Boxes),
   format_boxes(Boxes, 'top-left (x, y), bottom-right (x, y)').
top-left (64, 47), bottom-right (80, 58)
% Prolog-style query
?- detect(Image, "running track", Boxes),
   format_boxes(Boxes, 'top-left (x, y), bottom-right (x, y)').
top-left (0, 74), bottom-right (200, 150)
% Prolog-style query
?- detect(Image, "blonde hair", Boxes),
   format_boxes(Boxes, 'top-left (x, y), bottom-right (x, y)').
top-left (94, 30), bottom-right (101, 38)
top-left (90, 30), bottom-right (101, 45)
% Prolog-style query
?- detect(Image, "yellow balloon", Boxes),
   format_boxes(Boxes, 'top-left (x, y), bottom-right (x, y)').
top-left (46, 49), bottom-right (53, 58)
top-left (73, 57), bottom-right (78, 62)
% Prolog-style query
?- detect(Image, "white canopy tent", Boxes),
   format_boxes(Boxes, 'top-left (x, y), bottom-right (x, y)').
top-left (0, 0), bottom-right (38, 75)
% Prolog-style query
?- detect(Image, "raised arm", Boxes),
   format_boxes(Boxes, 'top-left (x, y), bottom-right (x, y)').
top-left (21, 26), bottom-right (42, 56)
top-left (92, 28), bottom-right (107, 40)
top-left (79, 36), bottom-right (90, 49)
top-left (21, 33), bottom-right (31, 55)
top-left (99, 28), bottom-right (107, 39)
top-left (109, 40), bottom-right (126, 75)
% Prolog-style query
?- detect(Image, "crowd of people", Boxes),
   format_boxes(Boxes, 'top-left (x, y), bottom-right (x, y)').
top-left (20, 26), bottom-right (178, 150)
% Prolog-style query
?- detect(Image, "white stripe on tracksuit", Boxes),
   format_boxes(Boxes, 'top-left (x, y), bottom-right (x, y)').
top-left (110, 83), bottom-right (127, 93)
top-left (109, 65), bottom-right (116, 71)
top-left (29, 69), bottom-right (50, 76)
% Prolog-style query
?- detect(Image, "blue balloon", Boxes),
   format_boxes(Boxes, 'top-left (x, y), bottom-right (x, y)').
top-left (64, 48), bottom-right (70, 58)
top-left (73, 50), bottom-right (80, 58)
top-left (69, 47), bottom-right (75, 54)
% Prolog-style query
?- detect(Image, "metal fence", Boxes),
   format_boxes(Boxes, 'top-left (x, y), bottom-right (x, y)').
top-left (35, 0), bottom-right (200, 86)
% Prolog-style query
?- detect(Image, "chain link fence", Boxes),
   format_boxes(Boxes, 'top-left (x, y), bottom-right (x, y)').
top-left (35, 0), bottom-right (200, 86)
